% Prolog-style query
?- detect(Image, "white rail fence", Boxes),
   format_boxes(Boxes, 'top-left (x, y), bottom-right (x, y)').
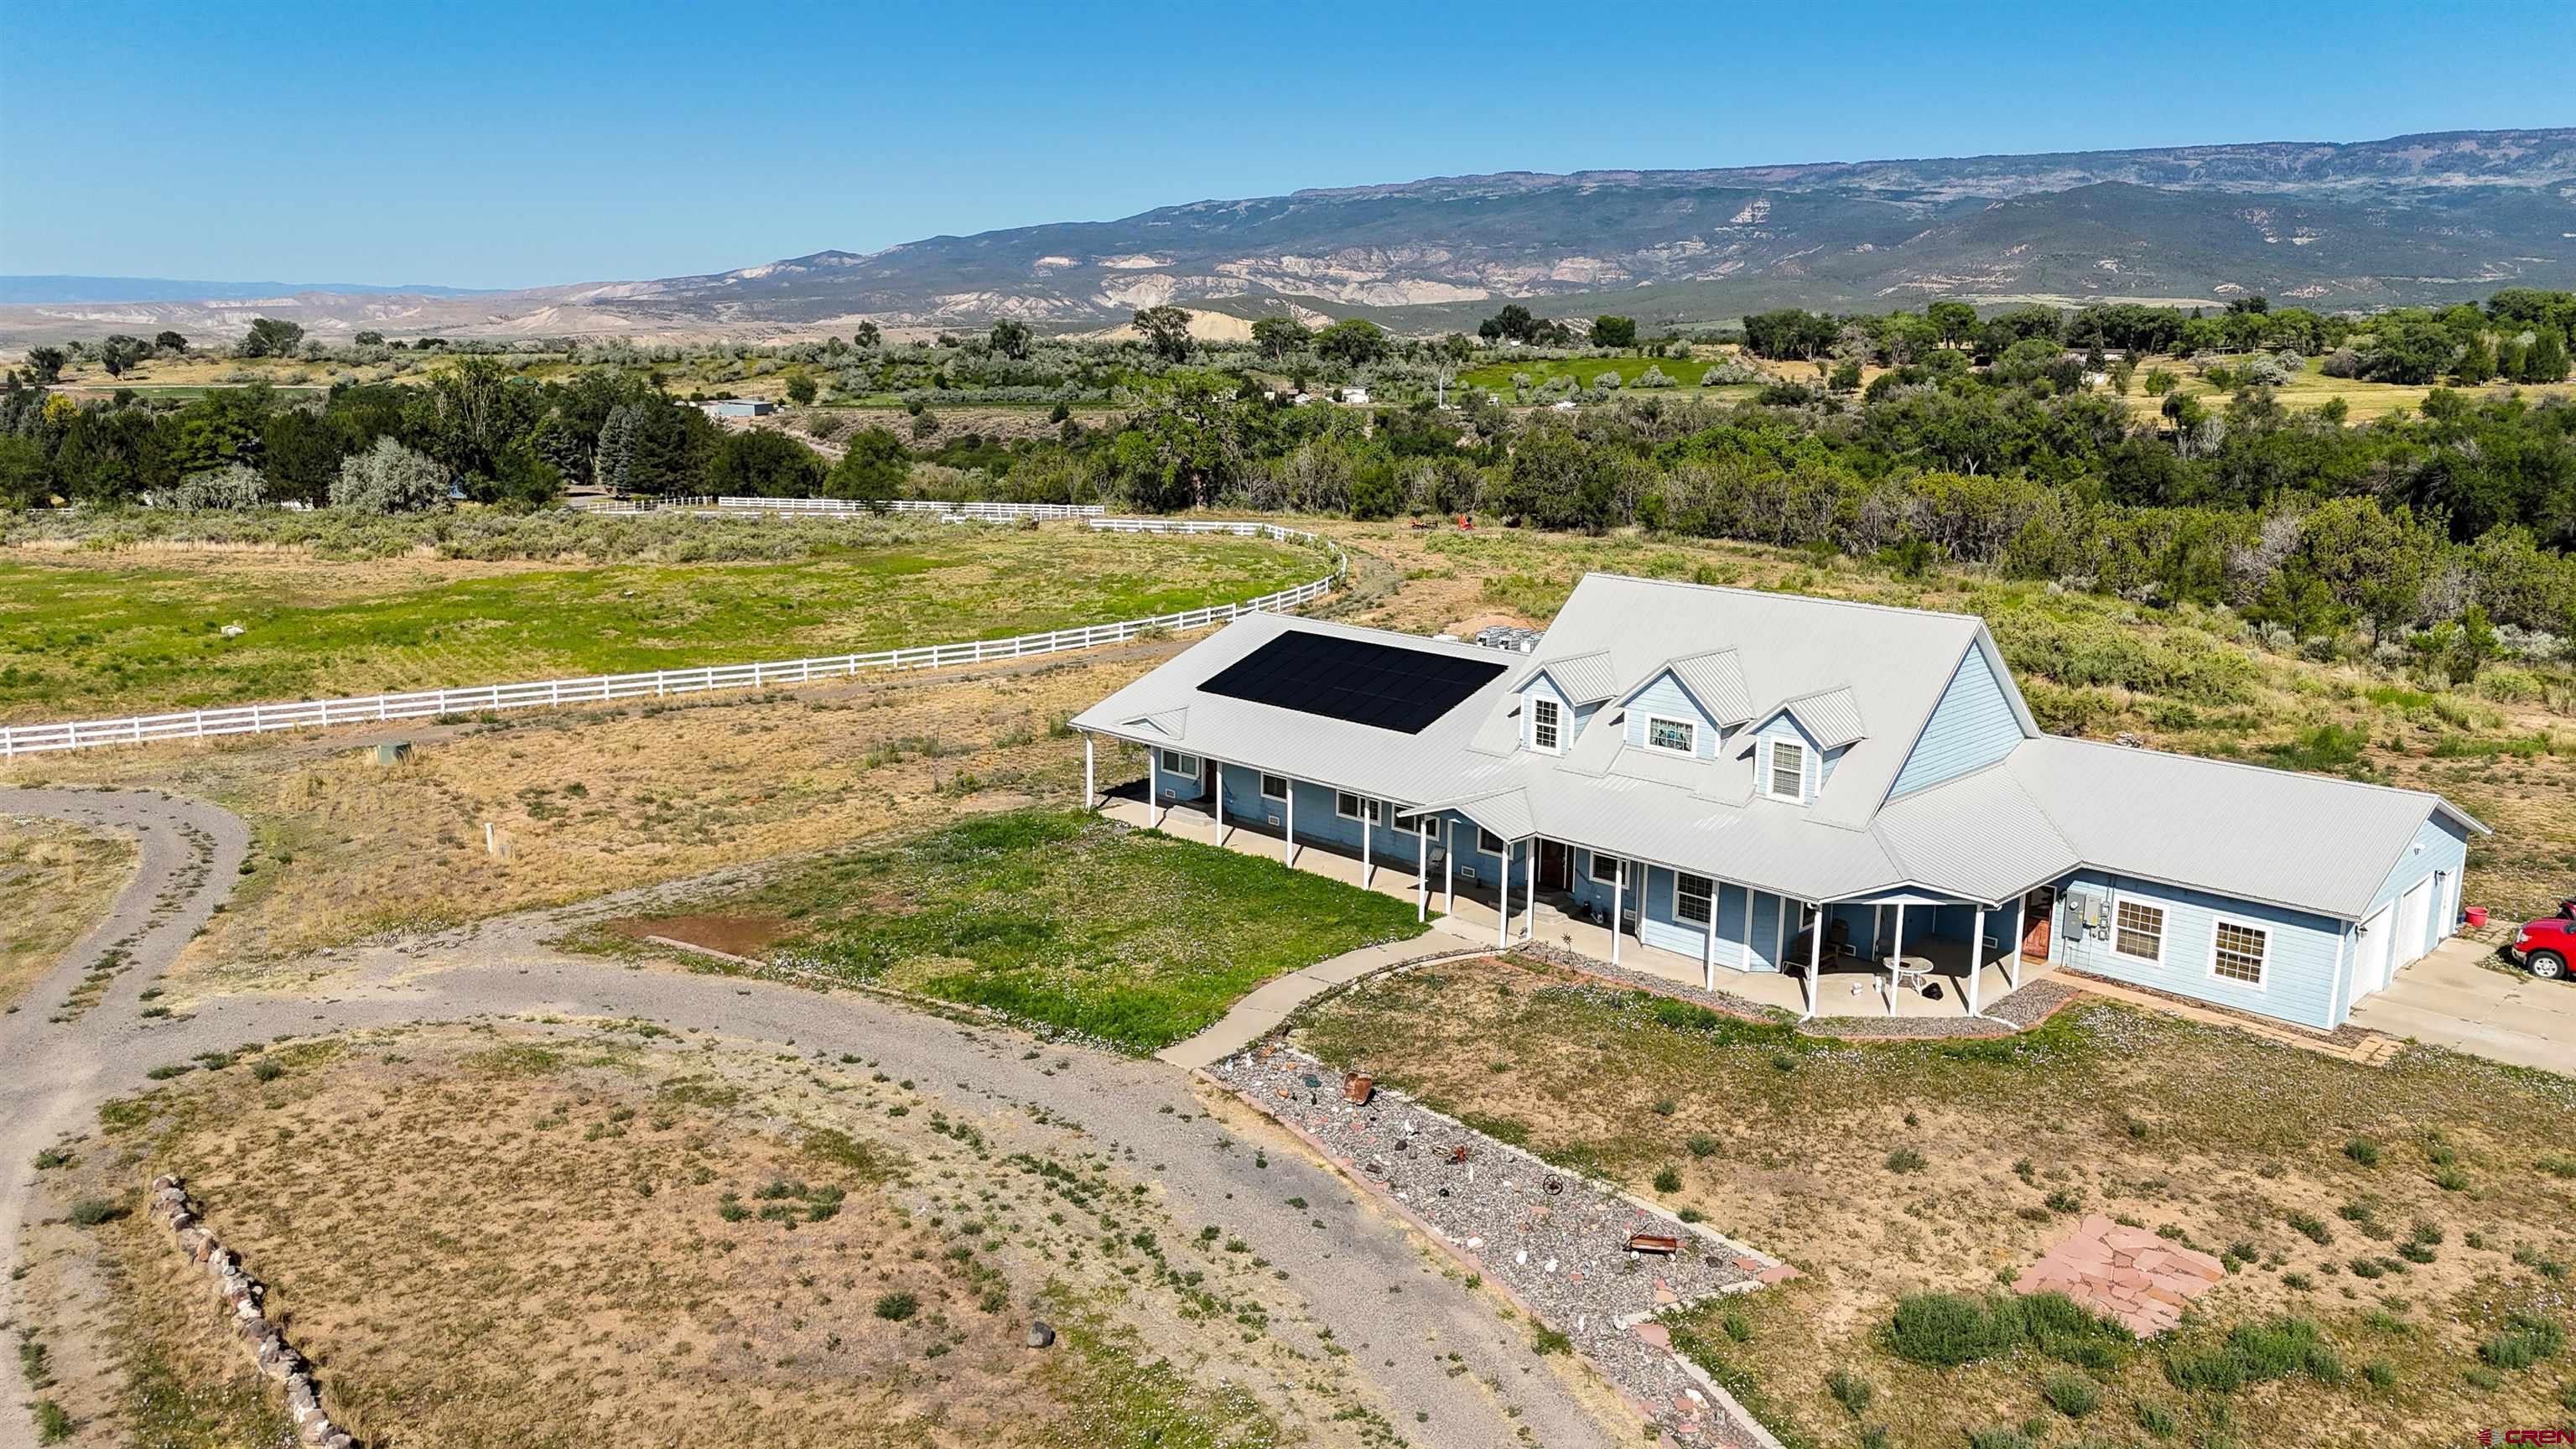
top-left (0, 521), bottom-right (1339, 760)
top-left (565, 496), bottom-right (1104, 521)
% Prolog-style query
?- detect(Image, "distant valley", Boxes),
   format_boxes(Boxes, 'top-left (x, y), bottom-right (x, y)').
top-left (7, 127), bottom-right (2573, 345)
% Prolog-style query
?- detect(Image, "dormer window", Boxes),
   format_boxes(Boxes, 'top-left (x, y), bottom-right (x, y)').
top-left (1646, 716), bottom-right (1695, 756)
top-left (1530, 697), bottom-right (1561, 752)
top-left (1767, 740), bottom-right (1806, 801)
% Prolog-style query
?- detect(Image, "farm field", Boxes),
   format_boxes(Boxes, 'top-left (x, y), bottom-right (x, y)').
top-left (1460, 350), bottom-right (1756, 395)
top-left (13, 1023), bottom-right (1364, 1448)
top-left (0, 817), bottom-right (136, 1007)
top-left (0, 520), bottom-right (1322, 724)
top-left (678, 808), bottom-right (1432, 1053)
top-left (2152, 356), bottom-right (2576, 422)
top-left (1293, 952), bottom-right (2576, 1449)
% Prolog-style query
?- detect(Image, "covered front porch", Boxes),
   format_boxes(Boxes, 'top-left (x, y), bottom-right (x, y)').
top-left (1086, 738), bottom-right (2050, 1021)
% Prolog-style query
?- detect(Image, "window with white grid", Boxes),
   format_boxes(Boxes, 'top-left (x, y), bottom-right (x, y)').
top-left (2210, 919), bottom-right (2267, 984)
top-left (1768, 740), bottom-right (1805, 800)
top-left (2113, 899), bottom-right (2165, 962)
top-left (1677, 873), bottom-right (1713, 925)
top-left (1531, 697), bottom-right (1561, 751)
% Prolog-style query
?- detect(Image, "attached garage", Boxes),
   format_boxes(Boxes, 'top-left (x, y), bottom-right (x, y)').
top-left (2351, 903), bottom-right (2394, 1002)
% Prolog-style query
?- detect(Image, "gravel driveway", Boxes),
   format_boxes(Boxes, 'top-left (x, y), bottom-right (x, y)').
top-left (0, 789), bottom-right (1629, 1449)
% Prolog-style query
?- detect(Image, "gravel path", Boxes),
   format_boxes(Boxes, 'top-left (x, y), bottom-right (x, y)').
top-left (1218, 1046), bottom-right (1782, 1447)
top-left (0, 790), bottom-right (1628, 1449)
top-left (0, 787), bottom-right (247, 1348)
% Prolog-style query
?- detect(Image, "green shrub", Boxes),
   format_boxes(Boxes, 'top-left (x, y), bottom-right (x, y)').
top-left (1687, 1133), bottom-right (1718, 1158)
top-left (2041, 1369), bottom-right (2101, 1418)
top-left (1884, 1146), bottom-right (1928, 1173)
top-left (2363, 1358), bottom-right (2397, 1389)
top-left (252, 1057), bottom-right (286, 1083)
top-left (1824, 1366), bottom-right (1873, 1416)
top-left (31, 1148), bottom-right (70, 1171)
top-left (33, 1400), bottom-right (71, 1445)
top-left (1653, 1166), bottom-right (1683, 1194)
top-left (1722, 1310), bottom-right (1752, 1343)
top-left (1532, 1326), bottom-right (1571, 1355)
top-left (2163, 1316), bottom-right (2344, 1393)
top-left (1964, 1428), bottom-right (2035, 1449)
top-left (2286, 1211), bottom-right (2333, 1244)
top-left (2477, 1311), bottom-right (2565, 1371)
top-left (1882, 1291), bottom-right (2129, 1369)
top-left (2133, 1400), bottom-right (2178, 1438)
top-left (872, 1291), bottom-right (919, 1322)
top-left (2343, 1137), bottom-right (2381, 1166)
top-left (65, 1197), bottom-right (125, 1228)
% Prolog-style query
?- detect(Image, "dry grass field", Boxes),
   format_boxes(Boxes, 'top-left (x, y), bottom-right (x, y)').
top-left (0, 647), bottom-right (1173, 981)
top-left (13, 1023), bottom-right (1390, 1449)
top-left (0, 817), bottom-right (135, 1008)
top-left (1294, 953), bottom-right (2576, 1449)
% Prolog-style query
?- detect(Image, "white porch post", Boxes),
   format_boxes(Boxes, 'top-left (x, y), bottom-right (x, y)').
top-left (1805, 902), bottom-right (1823, 1021)
top-left (1083, 734), bottom-right (1095, 810)
top-left (1497, 841), bottom-right (1512, 949)
top-left (1969, 905), bottom-right (1986, 1016)
top-left (1611, 859), bottom-right (1625, 967)
top-left (1150, 760), bottom-right (1164, 828)
top-left (1211, 761), bottom-right (1226, 845)
top-left (2008, 893), bottom-right (2026, 988)
top-left (1523, 839), bottom-right (1537, 942)
top-left (1360, 800), bottom-right (1372, 888)
top-left (1888, 905), bottom-right (1907, 1016)
top-left (1284, 782), bottom-right (1296, 866)
top-left (1701, 880), bottom-right (1716, 990)
top-left (1443, 820), bottom-right (1456, 915)
top-left (1871, 904), bottom-right (1883, 961)
top-left (1737, 884), bottom-right (1753, 973)
top-left (1416, 817), bottom-right (1430, 922)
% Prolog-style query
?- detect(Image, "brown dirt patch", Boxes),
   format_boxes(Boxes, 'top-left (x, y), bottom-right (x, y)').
top-left (17, 1025), bottom-right (1387, 1448)
top-left (607, 911), bottom-right (792, 958)
top-left (0, 815), bottom-right (138, 1008)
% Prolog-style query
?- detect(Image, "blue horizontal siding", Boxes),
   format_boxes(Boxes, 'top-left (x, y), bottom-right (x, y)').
top-left (1890, 645), bottom-right (2023, 799)
top-left (1753, 714), bottom-right (1821, 802)
top-left (1623, 673), bottom-right (1719, 758)
top-left (2055, 870), bottom-right (2344, 1030)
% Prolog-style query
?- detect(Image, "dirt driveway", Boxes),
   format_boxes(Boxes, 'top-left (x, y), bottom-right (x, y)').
top-left (2348, 936), bottom-right (2576, 1075)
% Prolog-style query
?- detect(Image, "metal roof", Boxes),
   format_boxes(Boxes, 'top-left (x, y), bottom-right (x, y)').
top-left (1655, 649), bottom-right (1754, 724)
top-left (1072, 574), bottom-right (2479, 918)
top-left (1517, 650), bottom-right (1620, 704)
top-left (1765, 686), bottom-right (1867, 749)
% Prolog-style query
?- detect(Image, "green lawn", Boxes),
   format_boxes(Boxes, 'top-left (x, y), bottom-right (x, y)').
top-left (0, 526), bottom-right (1321, 722)
top-left (1459, 355), bottom-right (1754, 395)
top-left (761, 810), bottom-right (1433, 1053)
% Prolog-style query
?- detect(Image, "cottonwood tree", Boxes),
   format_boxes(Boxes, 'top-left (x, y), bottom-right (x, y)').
top-left (1131, 306), bottom-right (1194, 363)
top-left (988, 318), bottom-right (1034, 361)
top-left (239, 318), bottom-right (305, 357)
top-left (22, 347), bottom-right (67, 384)
top-left (99, 335), bottom-right (148, 378)
top-left (1591, 315), bottom-right (1638, 350)
top-left (850, 321), bottom-right (881, 349)
top-left (1251, 316), bottom-right (1311, 360)
top-left (825, 427), bottom-right (908, 506)
top-left (330, 436), bottom-right (448, 513)
top-left (153, 330), bottom-right (188, 354)
top-left (1313, 318), bottom-right (1387, 366)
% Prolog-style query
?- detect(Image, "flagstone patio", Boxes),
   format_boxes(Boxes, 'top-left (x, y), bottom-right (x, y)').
top-left (2018, 1213), bottom-right (2226, 1337)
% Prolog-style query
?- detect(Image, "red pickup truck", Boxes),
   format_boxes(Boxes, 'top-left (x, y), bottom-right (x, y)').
top-left (2507, 901), bottom-right (2575, 980)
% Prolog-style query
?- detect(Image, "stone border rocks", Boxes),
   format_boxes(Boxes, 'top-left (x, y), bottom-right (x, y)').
top-left (1212, 1043), bottom-right (1796, 1448)
top-left (149, 1175), bottom-right (357, 1449)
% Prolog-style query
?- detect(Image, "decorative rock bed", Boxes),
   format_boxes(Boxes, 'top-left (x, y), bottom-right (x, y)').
top-left (148, 1175), bottom-right (357, 1449)
top-left (1216, 1045), bottom-right (1794, 1448)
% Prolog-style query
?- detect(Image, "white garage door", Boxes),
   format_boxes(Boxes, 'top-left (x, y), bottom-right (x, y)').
top-left (2353, 904), bottom-right (2394, 1000)
top-left (2394, 878), bottom-right (2433, 972)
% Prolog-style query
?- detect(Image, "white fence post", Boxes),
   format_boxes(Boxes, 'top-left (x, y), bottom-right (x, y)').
top-left (9, 517), bottom-right (1338, 758)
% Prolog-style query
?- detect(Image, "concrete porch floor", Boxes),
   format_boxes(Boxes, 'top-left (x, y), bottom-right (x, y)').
top-left (1099, 790), bottom-right (2050, 1020)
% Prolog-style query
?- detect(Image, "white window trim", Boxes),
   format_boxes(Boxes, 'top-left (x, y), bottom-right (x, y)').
top-left (1644, 714), bottom-right (1697, 756)
top-left (1477, 828), bottom-right (1505, 854)
top-left (1161, 750), bottom-right (1199, 776)
top-left (2205, 913), bottom-right (2272, 991)
top-left (1676, 872), bottom-right (1713, 926)
top-left (1393, 811), bottom-right (1431, 834)
top-left (1530, 696), bottom-right (1563, 754)
top-left (1335, 792), bottom-right (1389, 826)
top-left (1764, 739), bottom-right (1807, 802)
top-left (2109, 892), bottom-right (2166, 965)
top-left (1259, 773), bottom-right (1288, 802)
top-left (1588, 851), bottom-right (1622, 885)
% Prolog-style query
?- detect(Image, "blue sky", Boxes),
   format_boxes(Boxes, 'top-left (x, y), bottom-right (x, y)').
top-left (4, 1), bottom-right (2571, 290)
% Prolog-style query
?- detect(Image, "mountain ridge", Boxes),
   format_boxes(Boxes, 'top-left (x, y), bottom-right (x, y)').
top-left (4, 127), bottom-right (2571, 345)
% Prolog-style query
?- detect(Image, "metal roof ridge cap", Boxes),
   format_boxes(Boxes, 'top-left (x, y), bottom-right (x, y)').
top-left (1581, 570), bottom-right (1995, 625)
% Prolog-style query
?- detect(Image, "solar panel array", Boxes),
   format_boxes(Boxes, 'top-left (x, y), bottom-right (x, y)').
top-left (1197, 631), bottom-right (1506, 735)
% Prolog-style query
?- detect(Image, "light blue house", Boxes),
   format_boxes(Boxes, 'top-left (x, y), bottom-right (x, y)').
top-left (1074, 574), bottom-right (2485, 1030)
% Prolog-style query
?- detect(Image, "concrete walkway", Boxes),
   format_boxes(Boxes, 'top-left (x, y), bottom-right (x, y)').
top-left (1156, 919), bottom-right (1488, 1069)
top-left (2348, 936), bottom-right (2576, 1076)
